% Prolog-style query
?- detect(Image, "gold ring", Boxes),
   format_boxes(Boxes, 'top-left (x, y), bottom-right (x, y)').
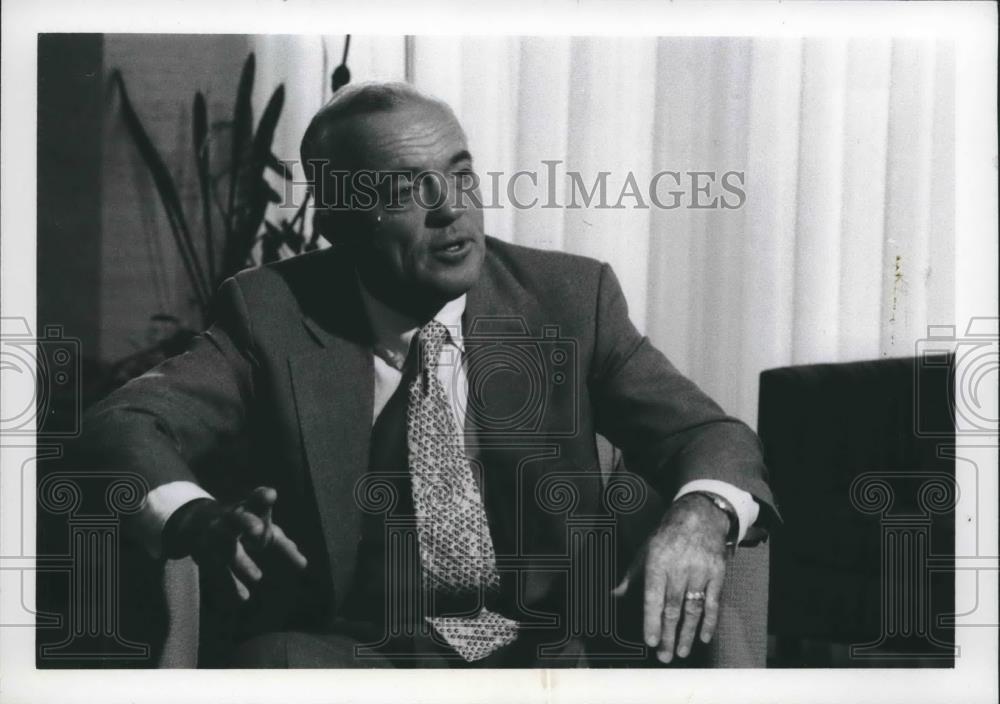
top-left (685, 590), bottom-right (706, 601)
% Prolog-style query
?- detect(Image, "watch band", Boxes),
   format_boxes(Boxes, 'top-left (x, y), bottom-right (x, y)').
top-left (691, 491), bottom-right (740, 548)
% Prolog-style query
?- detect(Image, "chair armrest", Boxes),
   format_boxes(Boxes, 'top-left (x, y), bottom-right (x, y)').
top-left (595, 434), bottom-right (770, 667)
top-left (158, 557), bottom-right (200, 668)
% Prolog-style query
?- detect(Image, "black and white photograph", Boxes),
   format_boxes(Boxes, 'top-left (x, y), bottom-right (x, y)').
top-left (1, 1), bottom-right (997, 703)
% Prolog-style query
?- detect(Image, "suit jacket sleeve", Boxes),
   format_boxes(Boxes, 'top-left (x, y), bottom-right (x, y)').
top-left (588, 263), bottom-right (778, 524)
top-left (77, 277), bottom-right (257, 498)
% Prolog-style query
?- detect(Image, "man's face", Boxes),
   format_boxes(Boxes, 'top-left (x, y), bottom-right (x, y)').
top-left (339, 101), bottom-right (486, 311)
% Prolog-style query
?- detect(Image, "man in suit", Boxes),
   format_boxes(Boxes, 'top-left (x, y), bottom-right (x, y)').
top-left (81, 81), bottom-right (776, 668)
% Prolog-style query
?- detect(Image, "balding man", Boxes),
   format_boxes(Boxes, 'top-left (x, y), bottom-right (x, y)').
top-left (81, 82), bottom-right (777, 668)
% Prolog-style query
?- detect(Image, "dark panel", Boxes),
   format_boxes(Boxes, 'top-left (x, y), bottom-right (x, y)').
top-left (37, 33), bottom-right (104, 360)
top-left (761, 354), bottom-right (956, 667)
top-left (37, 34), bottom-right (111, 669)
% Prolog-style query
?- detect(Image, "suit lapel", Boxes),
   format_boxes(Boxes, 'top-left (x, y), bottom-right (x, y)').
top-left (289, 341), bottom-right (372, 610)
top-left (287, 254), bottom-right (374, 610)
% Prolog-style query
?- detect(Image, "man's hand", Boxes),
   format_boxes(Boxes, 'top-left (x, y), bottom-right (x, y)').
top-left (162, 486), bottom-right (308, 601)
top-left (612, 493), bottom-right (731, 663)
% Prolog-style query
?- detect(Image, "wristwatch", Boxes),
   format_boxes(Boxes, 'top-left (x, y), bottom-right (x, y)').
top-left (690, 491), bottom-right (740, 549)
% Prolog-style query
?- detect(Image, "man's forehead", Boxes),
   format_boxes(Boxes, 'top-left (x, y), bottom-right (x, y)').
top-left (339, 103), bottom-right (470, 170)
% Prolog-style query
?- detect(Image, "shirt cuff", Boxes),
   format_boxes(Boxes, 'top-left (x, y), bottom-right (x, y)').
top-left (673, 479), bottom-right (760, 543)
top-left (134, 481), bottom-right (214, 558)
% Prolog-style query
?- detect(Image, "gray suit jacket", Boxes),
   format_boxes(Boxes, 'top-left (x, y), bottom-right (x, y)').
top-left (81, 236), bottom-right (776, 643)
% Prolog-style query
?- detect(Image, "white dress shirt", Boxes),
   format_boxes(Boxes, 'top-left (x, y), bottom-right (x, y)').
top-left (137, 282), bottom-right (758, 556)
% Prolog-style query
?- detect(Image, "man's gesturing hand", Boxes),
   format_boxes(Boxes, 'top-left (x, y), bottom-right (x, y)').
top-left (162, 486), bottom-right (308, 601)
top-left (612, 493), bottom-right (731, 663)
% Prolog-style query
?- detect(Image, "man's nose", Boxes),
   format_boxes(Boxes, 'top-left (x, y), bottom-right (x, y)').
top-left (423, 175), bottom-right (465, 228)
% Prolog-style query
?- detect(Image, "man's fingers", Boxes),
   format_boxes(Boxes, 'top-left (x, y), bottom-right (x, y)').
top-left (238, 487), bottom-right (280, 550)
top-left (656, 576), bottom-right (685, 663)
top-left (229, 571), bottom-right (251, 602)
top-left (270, 524), bottom-right (308, 570)
top-left (699, 576), bottom-right (724, 644)
top-left (676, 576), bottom-right (708, 658)
top-left (243, 486), bottom-right (278, 519)
top-left (229, 486), bottom-right (305, 569)
top-left (229, 505), bottom-right (267, 541)
top-left (643, 562), bottom-right (668, 648)
top-left (232, 539), bottom-right (263, 585)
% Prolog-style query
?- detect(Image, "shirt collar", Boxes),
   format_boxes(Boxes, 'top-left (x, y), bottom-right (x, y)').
top-left (356, 274), bottom-right (466, 371)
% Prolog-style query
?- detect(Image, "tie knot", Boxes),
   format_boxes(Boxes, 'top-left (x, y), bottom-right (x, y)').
top-left (418, 319), bottom-right (449, 367)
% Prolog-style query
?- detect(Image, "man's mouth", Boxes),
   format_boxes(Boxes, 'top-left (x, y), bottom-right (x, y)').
top-left (432, 238), bottom-right (471, 254)
top-left (429, 237), bottom-right (474, 264)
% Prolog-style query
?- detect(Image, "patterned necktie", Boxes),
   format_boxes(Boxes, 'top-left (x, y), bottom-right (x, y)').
top-left (406, 319), bottom-right (518, 661)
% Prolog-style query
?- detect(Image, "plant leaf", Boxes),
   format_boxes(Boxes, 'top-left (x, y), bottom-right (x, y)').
top-left (225, 53), bottom-right (255, 252)
top-left (262, 220), bottom-right (283, 239)
top-left (253, 85), bottom-right (286, 161)
top-left (193, 91), bottom-right (215, 284)
top-left (274, 217), bottom-right (301, 249)
top-left (259, 220), bottom-right (283, 263)
top-left (265, 182), bottom-right (282, 204)
top-left (291, 190), bottom-right (311, 229)
top-left (266, 152), bottom-right (293, 181)
top-left (193, 93), bottom-right (209, 158)
top-left (306, 207), bottom-right (327, 251)
top-left (112, 70), bottom-right (209, 309)
top-left (332, 35), bottom-right (352, 93)
top-left (228, 83), bottom-right (286, 274)
top-left (331, 64), bottom-right (351, 93)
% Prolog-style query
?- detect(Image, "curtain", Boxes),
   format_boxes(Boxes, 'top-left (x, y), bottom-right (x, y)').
top-left (253, 35), bottom-right (955, 428)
